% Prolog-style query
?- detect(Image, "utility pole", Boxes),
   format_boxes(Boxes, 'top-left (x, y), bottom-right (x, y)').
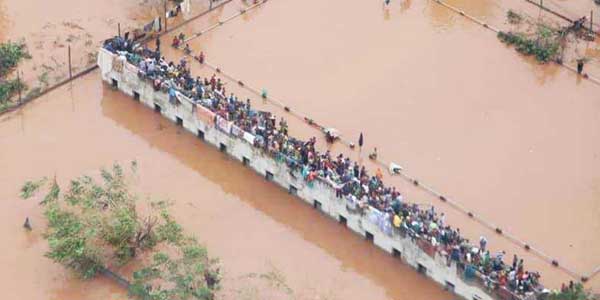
top-left (591, 10), bottom-right (594, 34)
top-left (68, 45), bottom-right (72, 80)
top-left (164, 0), bottom-right (168, 32)
top-left (17, 70), bottom-right (22, 104)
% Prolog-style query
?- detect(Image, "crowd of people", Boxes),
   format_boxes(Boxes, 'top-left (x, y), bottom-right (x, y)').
top-left (103, 35), bottom-right (544, 298)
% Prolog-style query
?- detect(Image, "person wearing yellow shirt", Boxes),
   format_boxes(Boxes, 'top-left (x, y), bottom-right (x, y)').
top-left (376, 167), bottom-right (383, 180)
top-left (393, 214), bottom-right (402, 228)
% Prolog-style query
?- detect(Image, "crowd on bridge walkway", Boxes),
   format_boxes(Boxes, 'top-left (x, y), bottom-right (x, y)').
top-left (103, 35), bottom-right (547, 298)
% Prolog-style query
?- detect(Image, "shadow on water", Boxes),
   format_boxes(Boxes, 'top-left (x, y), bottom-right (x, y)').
top-left (99, 83), bottom-right (451, 300)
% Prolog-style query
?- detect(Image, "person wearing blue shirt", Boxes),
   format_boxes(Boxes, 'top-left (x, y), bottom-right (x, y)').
top-left (168, 87), bottom-right (177, 104)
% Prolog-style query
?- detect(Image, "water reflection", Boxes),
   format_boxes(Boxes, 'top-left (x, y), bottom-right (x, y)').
top-left (99, 82), bottom-right (451, 300)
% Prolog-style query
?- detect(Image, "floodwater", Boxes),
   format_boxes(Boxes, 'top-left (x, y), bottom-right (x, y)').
top-left (0, 0), bottom-right (209, 85)
top-left (1, 0), bottom-right (599, 298)
top-left (536, 0), bottom-right (600, 28)
top-left (0, 0), bottom-right (140, 85)
top-left (162, 0), bottom-right (600, 289)
top-left (1, 2), bottom-right (452, 298)
top-left (0, 73), bottom-right (451, 300)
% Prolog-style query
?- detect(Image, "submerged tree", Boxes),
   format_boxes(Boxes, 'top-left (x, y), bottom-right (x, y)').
top-left (497, 25), bottom-right (564, 63)
top-left (0, 40), bottom-right (30, 105)
top-left (22, 163), bottom-right (220, 300)
top-left (548, 283), bottom-right (596, 300)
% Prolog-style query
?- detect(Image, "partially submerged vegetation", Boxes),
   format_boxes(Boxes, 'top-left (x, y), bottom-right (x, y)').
top-left (507, 10), bottom-right (523, 25)
top-left (22, 163), bottom-right (221, 300)
top-left (0, 41), bottom-right (30, 108)
top-left (498, 25), bottom-right (563, 63)
top-left (20, 177), bottom-right (48, 199)
top-left (0, 41), bottom-right (30, 77)
top-left (498, 10), bottom-right (590, 64)
top-left (548, 283), bottom-right (596, 300)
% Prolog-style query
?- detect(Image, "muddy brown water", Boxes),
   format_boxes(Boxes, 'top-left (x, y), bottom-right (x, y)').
top-left (0, 0), bottom-right (211, 85)
top-left (160, 0), bottom-right (600, 289)
top-left (0, 0), bottom-right (140, 85)
top-left (0, 74), bottom-right (451, 299)
top-left (1, 0), bottom-right (599, 297)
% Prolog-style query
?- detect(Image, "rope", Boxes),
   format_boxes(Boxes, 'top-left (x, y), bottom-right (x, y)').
top-left (431, 0), bottom-right (600, 87)
top-left (0, 0), bottom-right (235, 117)
top-left (183, 0), bottom-right (269, 44)
top-left (587, 265), bottom-right (600, 281)
top-left (433, 0), bottom-right (500, 33)
top-left (521, 0), bottom-right (600, 34)
top-left (196, 59), bottom-right (589, 282)
top-left (169, 0), bottom-right (594, 282)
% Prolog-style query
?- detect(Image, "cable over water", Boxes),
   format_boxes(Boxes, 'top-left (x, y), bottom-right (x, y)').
top-left (166, 3), bottom-right (598, 282)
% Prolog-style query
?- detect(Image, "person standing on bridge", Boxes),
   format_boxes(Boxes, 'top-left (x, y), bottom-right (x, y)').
top-left (577, 58), bottom-right (585, 75)
top-left (279, 117), bottom-right (288, 136)
top-left (512, 254), bottom-right (518, 270)
top-left (172, 35), bottom-right (181, 48)
top-left (369, 147), bottom-right (378, 160)
top-left (210, 74), bottom-right (217, 90)
top-left (168, 86), bottom-right (177, 104)
top-left (358, 132), bottom-right (364, 152)
top-left (479, 236), bottom-right (488, 252)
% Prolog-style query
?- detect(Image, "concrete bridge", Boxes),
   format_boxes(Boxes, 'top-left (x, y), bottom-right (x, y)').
top-left (97, 47), bottom-right (535, 300)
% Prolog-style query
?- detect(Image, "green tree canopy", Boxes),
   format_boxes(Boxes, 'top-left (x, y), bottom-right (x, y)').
top-left (0, 41), bottom-right (30, 77)
top-left (0, 41), bottom-right (29, 105)
top-left (23, 163), bottom-right (220, 300)
top-left (549, 283), bottom-right (595, 300)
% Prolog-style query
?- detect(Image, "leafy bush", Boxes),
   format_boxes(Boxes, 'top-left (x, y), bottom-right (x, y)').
top-left (497, 29), bottom-right (561, 63)
top-left (20, 178), bottom-right (48, 199)
top-left (507, 10), bottom-right (523, 24)
top-left (0, 41), bottom-right (30, 105)
top-left (0, 78), bottom-right (26, 103)
top-left (548, 283), bottom-right (594, 300)
top-left (0, 41), bottom-right (30, 77)
top-left (22, 163), bottom-right (221, 299)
